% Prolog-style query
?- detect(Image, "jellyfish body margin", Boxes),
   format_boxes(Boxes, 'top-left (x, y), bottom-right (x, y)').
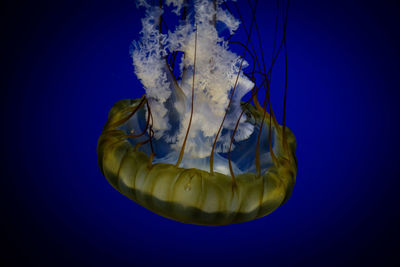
top-left (97, 0), bottom-right (297, 226)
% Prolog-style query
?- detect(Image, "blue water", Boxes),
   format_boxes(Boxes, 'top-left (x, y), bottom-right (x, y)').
top-left (2, 0), bottom-right (399, 266)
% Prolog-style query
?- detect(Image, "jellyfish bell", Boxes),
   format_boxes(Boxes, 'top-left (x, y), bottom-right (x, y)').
top-left (97, 0), bottom-right (297, 225)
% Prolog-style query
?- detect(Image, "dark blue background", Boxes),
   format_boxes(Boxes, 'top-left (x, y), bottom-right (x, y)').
top-left (2, 0), bottom-right (399, 266)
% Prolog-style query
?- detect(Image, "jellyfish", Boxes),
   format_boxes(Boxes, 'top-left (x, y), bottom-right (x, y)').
top-left (97, 0), bottom-right (296, 226)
